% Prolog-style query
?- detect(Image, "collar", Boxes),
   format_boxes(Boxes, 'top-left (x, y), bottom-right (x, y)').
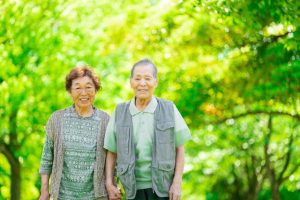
top-left (69, 104), bottom-right (97, 119)
top-left (129, 96), bottom-right (157, 116)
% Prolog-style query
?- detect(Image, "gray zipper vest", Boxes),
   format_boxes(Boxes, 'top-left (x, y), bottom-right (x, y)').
top-left (115, 97), bottom-right (175, 199)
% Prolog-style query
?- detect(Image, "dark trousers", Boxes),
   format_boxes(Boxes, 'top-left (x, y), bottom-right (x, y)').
top-left (128, 188), bottom-right (168, 200)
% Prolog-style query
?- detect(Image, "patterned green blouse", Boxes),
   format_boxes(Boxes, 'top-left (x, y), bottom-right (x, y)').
top-left (40, 107), bottom-right (102, 199)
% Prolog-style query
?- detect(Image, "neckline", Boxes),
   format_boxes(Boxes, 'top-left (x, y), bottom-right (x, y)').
top-left (72, 105), bottom-right (96, 118)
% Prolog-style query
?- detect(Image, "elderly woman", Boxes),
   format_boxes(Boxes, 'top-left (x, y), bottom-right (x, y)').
top-left (39, 66), bottom-right (109, 200)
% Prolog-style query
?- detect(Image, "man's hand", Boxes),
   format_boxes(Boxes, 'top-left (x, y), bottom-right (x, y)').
top-left (105, 151), bottom-right (121, 199)
top-left (169, 145), bottom-right (185, 200)
top-left (106, 183), bottom-right (121, 200)
top-left (169, 179), bottom-right (181, 200)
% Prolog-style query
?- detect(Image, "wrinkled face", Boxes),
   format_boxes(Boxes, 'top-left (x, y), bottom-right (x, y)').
top-left (130, 64), bottom-right (158, 101)
top-left (70, 76), bottom-right (96, 109)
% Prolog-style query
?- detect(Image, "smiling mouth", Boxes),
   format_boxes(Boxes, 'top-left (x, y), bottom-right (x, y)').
top-left (80, 98), bottom-right (89, 101)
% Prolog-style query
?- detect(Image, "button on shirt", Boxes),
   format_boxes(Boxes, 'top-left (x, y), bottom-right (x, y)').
top-left (104, 97), bottom-right (191, 190)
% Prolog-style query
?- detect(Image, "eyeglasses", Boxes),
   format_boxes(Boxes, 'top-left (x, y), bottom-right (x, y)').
top-left (71, 87), bottom-right (95, 93)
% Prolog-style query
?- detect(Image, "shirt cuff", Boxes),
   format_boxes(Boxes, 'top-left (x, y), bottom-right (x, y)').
top-left (103, 145), bottom-right (117, 153)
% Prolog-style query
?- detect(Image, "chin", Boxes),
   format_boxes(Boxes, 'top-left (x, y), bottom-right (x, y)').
top-left (136, 96), bottom-right (151, 100)
top-left (76, 103), bottom-right (92, 108)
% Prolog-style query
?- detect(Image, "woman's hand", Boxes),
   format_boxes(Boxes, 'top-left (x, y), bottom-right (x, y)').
top-left (39, 190), bottom-right (50, 200)
top-left (106, 183), bottom-right (121, 200)
top-left (39, 174), bottom-right (50, 200)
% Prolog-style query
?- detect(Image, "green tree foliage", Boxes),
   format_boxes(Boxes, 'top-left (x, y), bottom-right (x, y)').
top-left (180, 0), bottom-right (300, 199)
top-left (0, 0), bottom-right (299, 199)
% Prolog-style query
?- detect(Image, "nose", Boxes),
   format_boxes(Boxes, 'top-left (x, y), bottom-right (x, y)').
top-left (80, 88), bottom-right (88, 94)
top-left (140, 79), bottom-right (146, 86)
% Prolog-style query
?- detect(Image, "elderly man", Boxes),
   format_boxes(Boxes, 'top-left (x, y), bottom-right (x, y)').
top-left (104, 59), bottom-right (191, 200)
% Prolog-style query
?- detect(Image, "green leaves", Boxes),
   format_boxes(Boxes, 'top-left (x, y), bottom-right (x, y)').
top-left (0, 0), bottom-right (299, 199)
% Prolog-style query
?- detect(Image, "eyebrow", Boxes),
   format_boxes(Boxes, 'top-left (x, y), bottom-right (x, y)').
top-left (73, 82), bottom-right (94, 85)
top-left (133, 74), bottom-right (153, 77)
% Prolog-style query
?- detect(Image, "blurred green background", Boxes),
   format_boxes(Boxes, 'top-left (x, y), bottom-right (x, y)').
top-left (0, 0), bottom-right (300, 199)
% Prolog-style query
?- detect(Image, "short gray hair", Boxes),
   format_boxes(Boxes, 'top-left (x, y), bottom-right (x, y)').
top-left (130, 58), bottom-right (157, 78)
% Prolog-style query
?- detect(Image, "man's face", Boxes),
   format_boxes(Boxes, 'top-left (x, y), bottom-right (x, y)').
top-left (130, 64), bottom-right (157, 101)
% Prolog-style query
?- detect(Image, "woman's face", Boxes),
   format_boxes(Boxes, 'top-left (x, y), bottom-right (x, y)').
top-left (69, 76), bottom-right (96, 109)
top-left (130, 64), bottom-right (157, 102)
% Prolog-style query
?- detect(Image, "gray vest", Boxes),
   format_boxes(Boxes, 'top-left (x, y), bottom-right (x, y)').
top-left (115, 97), bottom-right (175, 199)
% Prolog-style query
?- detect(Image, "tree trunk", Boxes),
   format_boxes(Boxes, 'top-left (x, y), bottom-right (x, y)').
top-left (271, 182), bottom-right (280, 200)
top-left (10, 157), bottom-right (21, 200)
top-left (0, 145), bottom-right (21, 200)
top-left (8, 110), bottom-right (21, 200)
top-left (265, 115), bottom-right (281, 200)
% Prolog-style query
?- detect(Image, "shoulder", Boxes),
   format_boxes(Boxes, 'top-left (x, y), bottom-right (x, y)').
top-left (95, 108), bottom-right (110, 121)
top-left (116, 101), bottom-right (130, 108)
top-left (156, 97), bottom-right (174, 106)
top-left (48, 108), bottom-right (67, 123)
top-left (45, 108), bottom-right (67, 134)
top-left (115, 101), bottom-right (130, 112)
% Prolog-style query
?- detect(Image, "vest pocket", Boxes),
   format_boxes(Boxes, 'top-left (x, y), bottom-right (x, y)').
top-left (157, 122), bottom-right (175, 144)
top-left (117, 164), bottom-right (129, 176)
top-left (157, 122), bottom-right (174, 130)
top-left (156, 122), bottom-right (175, 161)
top-left (158, 162), bottom-right (175, 171)
top-left (117, 163), bottom-right (136, 199)
top-left (152, 162), bottom-right (175, 196)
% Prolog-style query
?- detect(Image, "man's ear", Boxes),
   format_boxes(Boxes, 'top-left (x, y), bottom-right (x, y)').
top-left (130, 79), bottom-right (133, 89)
